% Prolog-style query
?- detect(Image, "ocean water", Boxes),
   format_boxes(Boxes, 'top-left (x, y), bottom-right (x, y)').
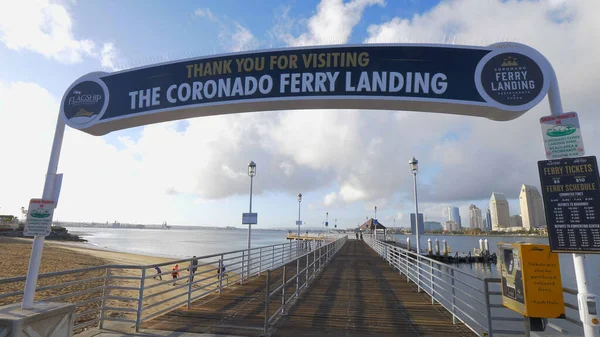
top-left (66, 227), bottom-right (304, 259)
top-left (67, 227), bottom-right (600, 294)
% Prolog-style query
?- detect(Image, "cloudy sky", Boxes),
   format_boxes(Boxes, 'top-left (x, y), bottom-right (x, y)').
top-left (0, 0), bottom-right (598, 229)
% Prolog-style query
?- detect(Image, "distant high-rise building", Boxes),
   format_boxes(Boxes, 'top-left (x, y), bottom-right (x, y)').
top-left (424, 221), bottom-right (442, 231)
top-left (490, 192), bottom-right (510, 229)
top-left (448, 206), bottom-right (461, 226)
top-left (445, 221), bottom-right (459, 231)
top-left (519, 184), bottom-right (546, 230)
top-left (510, 215), bottom-right (523, 228)
top-left (485, 209), bottom-right (492, 231)
top-left (410, 213), bottom-right (424, 235)
top-left (469, 204), bottom-right (483, 229)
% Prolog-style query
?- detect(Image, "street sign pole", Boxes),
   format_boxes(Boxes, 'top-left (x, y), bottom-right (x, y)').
top-left (22, 117), bottom-right (66, 309)
top-left (546, 69), bottom-right (599, 337)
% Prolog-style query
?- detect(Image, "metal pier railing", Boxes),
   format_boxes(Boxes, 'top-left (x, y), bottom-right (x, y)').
top-left (0, 235), bottom-right (344, 334)
top-left (364, 236), bottom-right (583, 337)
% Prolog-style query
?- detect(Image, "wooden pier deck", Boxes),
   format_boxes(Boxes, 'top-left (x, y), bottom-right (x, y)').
top-left (270, 240), bottom-right (475, 336)
top-left (141, 240), bottom-right (476, 336)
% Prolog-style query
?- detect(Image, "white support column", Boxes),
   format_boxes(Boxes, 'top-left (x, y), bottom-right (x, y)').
top-left (22, 117), bottom-right (66, 309)
top-left (547, 66), bottom-right (599, 337)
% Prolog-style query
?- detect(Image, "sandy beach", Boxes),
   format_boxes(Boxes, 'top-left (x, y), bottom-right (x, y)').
top-left (0, 237), bottom-right (234, 331)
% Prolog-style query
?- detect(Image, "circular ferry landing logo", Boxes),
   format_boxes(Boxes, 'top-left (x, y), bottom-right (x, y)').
top-left (63, 81), bottom-right (106, 125)
top-left (480, 53), bottom-right (544, 107)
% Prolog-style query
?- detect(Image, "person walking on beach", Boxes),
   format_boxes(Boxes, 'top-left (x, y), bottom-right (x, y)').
top-left (153, 266), bottom-right (162, 280)
top-left (172, 264), bottom-right (180, 285)
top-left (189, 256), bottom-right (198, 283)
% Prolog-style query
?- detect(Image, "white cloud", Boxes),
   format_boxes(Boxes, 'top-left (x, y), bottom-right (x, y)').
top-left (0, 0), bottom-right (123, 69)
top-left (0, 0), bottom-right (94, 63)
top-left (324, 192), bottom-right (338, 206)
top-left (396, 212), bottom-right (404, 222)
top-left (194, 8), bottom-right (258, 52)
top-left (280, 161), bottom-right (295, 176)
top-left (275, 0), bottom-right (385, 46)
top-left (195, 8), bottom-right (217, 21)
top-left (100, 42), bottom-right (122, 71)
top-left (230, 23), bottom-right (259, 52)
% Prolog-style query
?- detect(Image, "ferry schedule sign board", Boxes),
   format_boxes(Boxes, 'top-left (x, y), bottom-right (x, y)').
top-left (538, 156), bottom-right (600, 253)
top-left (24, 199), bottom-right (55, 237)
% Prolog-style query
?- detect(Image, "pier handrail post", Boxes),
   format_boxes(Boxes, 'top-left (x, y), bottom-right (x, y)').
top-left (241, 250), bottom-right (245, 285)
top-left (296, 258), bottom-right (300, 298)
top-left (264, 269), bottom-right (271, 336)
top-left (135, 266), bottom-right (146, 332)
top-left (451, 268), bottom-right (456, 324)
top-left (259, 247), bottom-right (263, 276)
top-left (248, 247), bottom-right (252, 279)
top-left (313, 249), bottom-right (316, 276)
top-left (218, 255), bottom-right (224, 295)
top-left (281, 265), bottom-right (286, 315)
top-left (187, 257), bottom-right (193, 309)
top-left (417, 252), bottom-right (421, 293)
top-left (305, 254), bottom-right (309, 287)
top-left (272, 246), bottom-right (275, 269)
top-left (483, 279), bottom-right (494, 337)
top-left (430, 260), bottom-right (435, 304)
top-left (405, 249), bottom-right (409, 282)
top-left (99, 267), bottom-right (111, 329)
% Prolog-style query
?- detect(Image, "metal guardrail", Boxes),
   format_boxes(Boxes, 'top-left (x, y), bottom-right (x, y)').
top-left (364, 236), bottom-right (584, 337)
top-left (263, 235), bottom-right (347, 335)
top-left (0, 235), bottom-right (342, 334)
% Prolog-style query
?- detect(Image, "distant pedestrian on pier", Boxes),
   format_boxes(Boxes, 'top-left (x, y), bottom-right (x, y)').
top-left (360, 232), bottom-right (363, 240)
top-left (172, 264), bottom-right (180, 285)
top-left (217, 259), bottom-right (226, 276)
top-left (189, 256), bottom-right (198, 282)
top-left (153, 266), bottom-right (162, 280)
top-left (355, 232), bottom-right (359, 239)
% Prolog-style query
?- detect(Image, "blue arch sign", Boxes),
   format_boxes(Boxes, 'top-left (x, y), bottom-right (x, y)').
top-left (60, 42), bottom-right (551, 136)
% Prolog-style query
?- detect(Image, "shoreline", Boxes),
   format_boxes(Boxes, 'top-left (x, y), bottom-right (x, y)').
top-left (5, 237), bottom-right (176, 267)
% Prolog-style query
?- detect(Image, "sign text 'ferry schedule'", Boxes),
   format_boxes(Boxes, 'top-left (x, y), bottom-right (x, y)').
top-left (538, 156), bottom-right (600, 253)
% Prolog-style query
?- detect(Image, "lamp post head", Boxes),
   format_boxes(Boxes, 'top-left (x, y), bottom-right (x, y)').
top-left (409, 157), bottom-right (418, 174)
top-left (248, 161), bottom-right (257, 177)
top-left (298, 193), bottom-right (302, 202)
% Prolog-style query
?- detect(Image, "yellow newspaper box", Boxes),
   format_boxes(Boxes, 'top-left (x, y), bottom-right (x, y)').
top-left (497, 243), bottom-right (564, 318)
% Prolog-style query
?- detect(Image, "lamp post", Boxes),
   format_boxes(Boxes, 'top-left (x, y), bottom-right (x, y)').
top-left (325, 212), bottom-right (328, 239)
top-left (374, 206), bottom-right (377, 240)
top-left (297, 193), bottom-right (302, 253)
top-left (409, 156), bottom-right (421, 292)
top-left (247, 161), bottom-right (256, 279)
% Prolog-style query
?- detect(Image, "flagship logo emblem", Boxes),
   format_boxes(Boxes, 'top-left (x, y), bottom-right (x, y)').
top-left (63, 81), bottom-right (106, 125)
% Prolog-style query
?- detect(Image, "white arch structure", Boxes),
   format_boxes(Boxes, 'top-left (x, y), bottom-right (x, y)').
top-left (20, 42), bottom-right (597, 336)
